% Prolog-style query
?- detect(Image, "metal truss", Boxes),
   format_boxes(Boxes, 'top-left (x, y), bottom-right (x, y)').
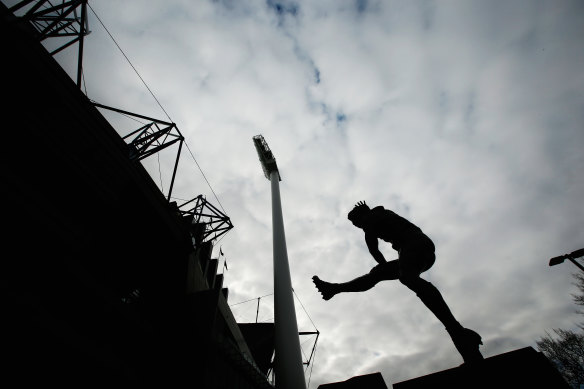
top-left (8, 1), bottom-right (235, 250)
top-left (266, 330), bottom-right (320, 381)
top-left (92, 102), bottom-right (184, 202)
top-left (299, 331), bottom-right (319, 368)
top-left (9, 0), bottom-right (90, 88)
top-left (177, 195), bottom-right (233, 245)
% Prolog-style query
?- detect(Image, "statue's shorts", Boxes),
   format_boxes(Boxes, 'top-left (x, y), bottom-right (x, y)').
top-left (370, 233), bottom-right (435, 280)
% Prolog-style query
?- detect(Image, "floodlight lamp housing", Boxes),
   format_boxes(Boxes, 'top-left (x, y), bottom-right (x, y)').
top-left (549, 256), bottom-right (566, 266)
top-left (253, 135), bottom-right (281, 181)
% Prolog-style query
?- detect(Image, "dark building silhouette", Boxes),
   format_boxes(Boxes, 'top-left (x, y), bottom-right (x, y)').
top-left (1, 2), bottom-right (273, 387)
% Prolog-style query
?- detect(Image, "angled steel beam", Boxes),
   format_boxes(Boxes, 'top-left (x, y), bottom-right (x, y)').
top-left (9, 0), bottom-right (37, 13)
top-left (166, 139), bottom-right (182, 202)
top-left (76, 1), bottom-right (86, 88)
top-left (93, 102), bottom-right (174, 127)
top-left (49, 34), bottom-right (80, 55)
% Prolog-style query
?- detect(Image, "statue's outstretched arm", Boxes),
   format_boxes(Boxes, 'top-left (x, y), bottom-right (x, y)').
top-left (365, 233), bottom-right (386, 265)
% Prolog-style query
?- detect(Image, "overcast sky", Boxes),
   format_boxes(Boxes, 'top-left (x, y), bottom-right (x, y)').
top-left (25, 0), bottom-right (584, 386)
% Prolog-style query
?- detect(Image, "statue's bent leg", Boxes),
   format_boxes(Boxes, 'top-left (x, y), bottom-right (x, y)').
top-left (400, 275), bottom-right (483, 364)
top-left (397, 242), bottom-right (461, 331)
top-left (399, 275), bottom-right (462, 331)
top-left (398, 242), bottom-right (483, 364)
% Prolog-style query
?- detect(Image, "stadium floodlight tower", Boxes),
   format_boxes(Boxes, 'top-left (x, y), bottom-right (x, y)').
top-left (253, 135), bottom-right (307, 389)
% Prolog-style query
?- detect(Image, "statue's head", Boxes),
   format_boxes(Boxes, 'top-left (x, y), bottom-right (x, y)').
top-left (348, 201), bottom-right (370, 228)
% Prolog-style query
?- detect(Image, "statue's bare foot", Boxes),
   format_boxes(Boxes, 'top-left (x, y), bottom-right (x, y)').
top-left (312, 276), bottom-right (336, 300)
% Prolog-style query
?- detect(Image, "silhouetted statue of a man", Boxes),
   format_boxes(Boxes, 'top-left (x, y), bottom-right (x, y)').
top-left (313, 201), bottom-right (484, 364)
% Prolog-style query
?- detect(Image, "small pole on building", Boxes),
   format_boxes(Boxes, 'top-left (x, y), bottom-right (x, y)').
top-left (253, 135), bottom-right (307, 389)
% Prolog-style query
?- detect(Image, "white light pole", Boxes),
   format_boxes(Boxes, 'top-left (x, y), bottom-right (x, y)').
top-left (253, 135), bottom-right (306, 389)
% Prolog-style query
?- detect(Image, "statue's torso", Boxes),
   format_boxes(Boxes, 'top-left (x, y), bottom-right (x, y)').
top-left (364, 206), bottom-right (429, 250)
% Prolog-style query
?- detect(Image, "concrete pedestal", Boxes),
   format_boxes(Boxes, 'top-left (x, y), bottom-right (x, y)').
top-left (318, 372), bottom-right (388, 388)
top-left (393, 347), bottom-right (569, 388)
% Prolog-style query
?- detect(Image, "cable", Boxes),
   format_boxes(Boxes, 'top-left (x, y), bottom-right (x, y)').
top-left (307, 337), bottom-right (318, 388)
top-left (229, 293), bottom-right (274, 307)
top-left (120, 112), bottom-right (148, 126)
top-left (87, 3), bottom-right (173, 123)
top-left (229, 290), bottom-right (320, 387)
top-left (300, 344), bottom-right (309, 368)
top-left (293, 289), bottom-right (319, 331)
top-left (214, 230), bottom-right (230, 245)
top-left (293, 288), bottom-right (320, 387)
top-left (82, 69), bottom-right (88, 96)
top-left (157, 152), bottom-right (164, 194)
top-left (169, 196), bottom-right (190, 202)
top-left (300, 334), bottom-right (316, 347)
top-left (184, 141), bottom-right (227, 215)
